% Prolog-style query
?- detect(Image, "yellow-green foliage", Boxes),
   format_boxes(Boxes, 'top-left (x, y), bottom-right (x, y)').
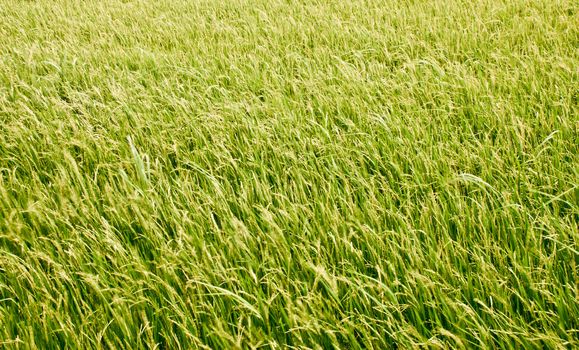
top-left (0, 0), bottom-right (577, 348)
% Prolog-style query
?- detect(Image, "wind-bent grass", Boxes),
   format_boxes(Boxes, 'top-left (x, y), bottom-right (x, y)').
top-left (0, 0), bottom-right (577, 348)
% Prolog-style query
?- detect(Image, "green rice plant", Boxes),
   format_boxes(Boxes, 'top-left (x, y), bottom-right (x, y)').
top-left (0, 0), bottom-right (577, 348)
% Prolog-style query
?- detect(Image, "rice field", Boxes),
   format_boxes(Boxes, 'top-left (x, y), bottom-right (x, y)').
top-left (0, 0), bottom-right (577, 348)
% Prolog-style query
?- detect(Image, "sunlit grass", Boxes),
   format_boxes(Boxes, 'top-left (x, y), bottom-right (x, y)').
top-left (0, 0), bottom-right (577, 348)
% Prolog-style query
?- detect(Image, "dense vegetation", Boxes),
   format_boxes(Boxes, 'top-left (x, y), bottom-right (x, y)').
top-left (0, 0), bottom-right (577, 348)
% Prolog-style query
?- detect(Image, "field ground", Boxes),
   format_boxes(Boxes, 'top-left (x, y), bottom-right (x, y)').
top-left (0, 0), bottom-right (577, 348)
